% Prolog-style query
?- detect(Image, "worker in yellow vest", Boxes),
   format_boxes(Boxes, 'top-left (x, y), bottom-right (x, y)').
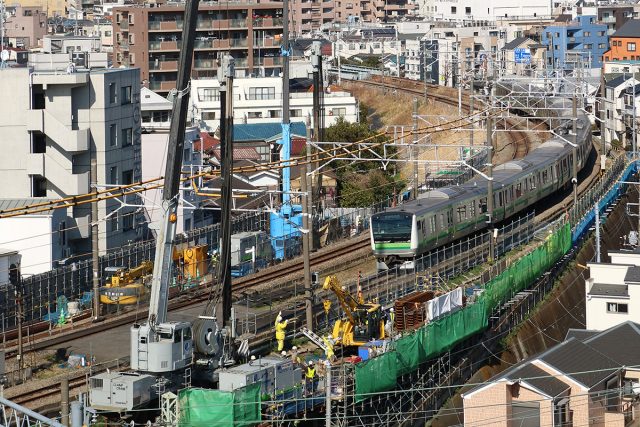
top-left (274, 311), bottom-right (289, 352)
top-left (305, 361), bottom-right (316, 394)
top-left (322, 335), bottom-right (335, 362)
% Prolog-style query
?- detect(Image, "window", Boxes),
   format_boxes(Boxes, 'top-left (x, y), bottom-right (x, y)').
top-left (247, 111), bottom-right (263, 119)
top-left (109, 83), bottom-right (117, 104)
top-left (110, 212), bottom-right (119, 232)
top-left (122, 212), bottom-right (134, 231)
top-left (197, 88), bottom-right (220, 102)
top-left (585, 44), bottom-right (592, 49)
top-left (290, 109), bottom-right (303, 117)
top-left (122, 169), bottom-right (133, 185)
top-left (121, 127), bottom-right (132, 146)
top-left (183, 147), bottom-right (191, 162)
top-left (451, 6), bottom-right (456, 13)
top-left (105, 30), bottom-right (112, 37)
top-left (248, 87), bottom-right (275, 100)
top-left (109, 124), bottom-right (117, 146)
top-left (152, 111), bottom-right (169, 122)
top-left (330, 107), bottom-right (346, 116)
top-left (599, 43), bottom-right (606, 49)
top-left (31, 176), bottom-right (46, 197)
top-left (598, 31), bottom-right (605, 36)
top-left (584, 31), bottom-right (590, 37)
top-left (121, 86), bottom-right (131, 104)
top-left (456, 205), bottom-right (466, 222)
top-left (110, 166), bottom-right (118, 185)
top-left (429, 216), bottom-right (436, 233)
top-left (629, 42), bottom-right (637, 52)
top-left (607, 302), bottom-right (628, 313)
top-left (465, 6), bottom-right (471, 14)
top-left (268, 109), bottom-right (281, 118)
top-left (201, 111), bottom-right (216, 120)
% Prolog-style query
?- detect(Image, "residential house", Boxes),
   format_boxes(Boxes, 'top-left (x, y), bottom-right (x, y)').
top-left (501, 36), bottom-right (546, 76)
top-left (463, 321), bottom-right (640, 426)
top-left (585, 248), bottom-right (640, 330)
top-left (597, 4), bottom-right (640, 36)
top-left (602, 74), bottom-right (640, 147)
top-left (542, 15), bottom-right (609, 69)
top-left (4, 5), bottom-right (47, 49)
top-left (604, 19), bottom-right (640, 64)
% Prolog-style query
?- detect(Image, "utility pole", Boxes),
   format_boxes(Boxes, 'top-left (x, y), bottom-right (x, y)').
top-left (486, 99), bottom-right (494, 262)
top-left (61, 378), bottom-right (70, 427)
top-left (91, 154), bottom-right (101, 321)
top-left (395, 28), bottom-right (400, 77)
top-left (456, 35), bottom-right (461, 116)
top-left (572, 93), bottom-right (578, 208)
top-left (337, 32), bottom-right (341, 86)
top-left (0, 0), bottom-right (5, 67)
top-left (595, 203), bottom-right (601, 263)
top-left (469, 79), bottom-right (474, 148)
top-left (15, 287), bottom-right (23, 381)
top-left (325, 364), bottom-right (332, 427)
top-left (219, 55), bottom-right (235, 326)
top-left (412, 98), bottom-right (419, 199)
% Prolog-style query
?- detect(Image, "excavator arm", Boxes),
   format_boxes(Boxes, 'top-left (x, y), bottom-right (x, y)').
top-left (322, 276), bottom-right (359, 325)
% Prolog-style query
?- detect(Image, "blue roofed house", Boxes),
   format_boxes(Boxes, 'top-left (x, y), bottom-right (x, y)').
top-left (541, 15), bottom-right (609, 69)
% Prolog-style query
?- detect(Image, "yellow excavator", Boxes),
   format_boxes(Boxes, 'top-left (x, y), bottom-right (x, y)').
top-left (323, 275), bottom-right (385, 347)
top-left (99, 261), bottom-right (153, 305)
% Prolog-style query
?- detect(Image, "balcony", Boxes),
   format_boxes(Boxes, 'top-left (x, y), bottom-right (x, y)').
top-left (149, 60), bottom-right (178, 71)
top-left (31, 72), bottom-right (89, 86)
top-left (257, 56), bottom-right (282, 67)
top-left (213, 39), bottom-right (231, 48)
top-left (255, 37), bottom-right (279, 47)
top-left (194, 58), bottom-right (215, 68)
top-left (43, 154), bottom-right (89, 195)
top-left (26, 153), bottom-right (45, 176)
top-left (196, 19), bottom-right (214, 29)
top-left (118, 41), bottom-right (129, 50)
top-left (26, 110), bottom-right (90, 152)
top-left (230, 38), bottom-right (248, 48)
top-left (148, 20), bottom-right (184, 31)
top-left (230, 18), bottom-right (248, 28)
top-left (194, 39), bottom-right (214, 49)
top-left (149, 40), bottom-right (182, 51)
top-left (602, 16), bottom-right (616, 23)
top-left (252, 17), bottom-right (283, 27)
top-left (120, 20), bottom-right (129, 29)
top-left (68, 215), bottom-right (91, 240)
top-left (235, 58), bottom-right (249, 67)
top-left (149, 81), bottom-right (178, 92)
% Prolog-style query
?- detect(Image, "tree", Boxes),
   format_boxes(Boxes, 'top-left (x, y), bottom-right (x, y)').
top-left (325, 117), bottom-right (404, 207)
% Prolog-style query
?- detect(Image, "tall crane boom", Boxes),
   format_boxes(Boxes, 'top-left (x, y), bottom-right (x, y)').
top-left (147, 0), bottom-right (200, 328)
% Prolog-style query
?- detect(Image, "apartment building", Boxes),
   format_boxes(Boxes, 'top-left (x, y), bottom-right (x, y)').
top-left (419, 0), bottom-right (551, 22)
top-left (190, 76), bottom-right (358, 131)
top-left (542, 15), bottom-right (609, 69)
top-left (290, 0), bottom-right (415, 35)
top-left (602, 74), bottom-right (639, 147)
top-left (111, 2), bottom-right (284, 95)
top-left (4, 5), bottom-right (47, 49)
top-left (597, 4), bottom-right (640, 35)
top-left (7, 0), bottom-right (66, 17)
top-left (0, 52), bottom-right (142, 259)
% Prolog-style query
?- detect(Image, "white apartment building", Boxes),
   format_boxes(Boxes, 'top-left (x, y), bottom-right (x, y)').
top-left (603, 75), bottom-right (640, 147)
top-left (190, 77), bottom-right (358, 131)
top-left (0, 52), bottom-right (142, 262)
top-left (140, 88), bottom-right (210, 234)
top-left (419, 0), bottom-right (552, 22)
top-left (585, 249), bottom-right (640, 330)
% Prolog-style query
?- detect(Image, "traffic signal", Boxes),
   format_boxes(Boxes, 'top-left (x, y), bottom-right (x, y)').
top-left (9, 264), bottom-right (19, 286)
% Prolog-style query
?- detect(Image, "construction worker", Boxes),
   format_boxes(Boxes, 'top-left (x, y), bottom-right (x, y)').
top-left (322, 335), bottom-right (335, 362)
top-left (290, 346), bottom-right (302, 366)
top-left (274, 311), bottom-right (289, 352)
top-left (305, 361), bottom-right (316, 394)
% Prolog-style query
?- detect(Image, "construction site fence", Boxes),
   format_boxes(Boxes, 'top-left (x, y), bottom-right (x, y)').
top-left (178, 384), bottom-right (261, 427)
top-left (353, 222), bottom-right (572, 401)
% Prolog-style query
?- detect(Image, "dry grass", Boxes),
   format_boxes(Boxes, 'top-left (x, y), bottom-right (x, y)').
top-left (341, 81), bottom-right (516, 182)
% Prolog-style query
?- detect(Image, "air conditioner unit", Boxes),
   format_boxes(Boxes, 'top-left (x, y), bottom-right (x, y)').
top-left (72, 51), bottom-right (88, 68)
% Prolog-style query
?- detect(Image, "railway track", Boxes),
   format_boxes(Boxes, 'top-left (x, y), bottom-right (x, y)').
top-left (354, 76), bottom-right (532, 159)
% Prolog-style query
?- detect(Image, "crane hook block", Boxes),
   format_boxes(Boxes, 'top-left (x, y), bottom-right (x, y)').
top-left (169, 213), bottom-right (178, 223)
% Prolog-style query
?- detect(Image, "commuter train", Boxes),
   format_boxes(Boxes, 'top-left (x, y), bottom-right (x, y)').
top-left (370, 80), bottom-right (592, 270)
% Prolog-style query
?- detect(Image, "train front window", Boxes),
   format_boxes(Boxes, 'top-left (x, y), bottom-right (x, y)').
top-left (371, 213), bottom-right (412, 242)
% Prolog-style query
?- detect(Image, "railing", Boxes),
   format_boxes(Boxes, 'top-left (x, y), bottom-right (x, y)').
top-left (252, 17), bottom-right (283, 27)
top-left (149, 40), bottom-right (182, 51)
top-left (149, 60), bottom-right (178, 71)
top-left (230, 38), bottom-right (248, 48)
top-left (194, 58), bottom-right (215, 68)
top-left (193, 39), bottom-right (214, 49)
top-left (230, 18), bottom-right (248, 28)
top-left (148, 20), bottom-right (183, 30)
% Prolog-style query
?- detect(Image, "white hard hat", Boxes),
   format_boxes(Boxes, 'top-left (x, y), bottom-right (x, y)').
top-left (292, 346), bottom-right (298, 350)
top-left (308, 360), bottom-right (314, 366)
top-left (250, 355), bottom-right (256, 360)
top-left (281, 351), bottom-right (287, 356)
top-left (389, 308), bottom-right (394, 312)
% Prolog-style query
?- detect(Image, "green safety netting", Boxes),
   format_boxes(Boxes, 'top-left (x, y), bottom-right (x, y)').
top-left (178, 383), bottom-right (262, 427)
top-left (354, 224), bottom-right (572, 401)
top-left (355, 350), bottom-right (398, 401)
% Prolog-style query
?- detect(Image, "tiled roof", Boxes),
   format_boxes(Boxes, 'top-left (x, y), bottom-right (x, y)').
top-left (565, 329), bottom-right (599, 342)
top-left (589, 283), bottom-right (628, 297)
top-left (584, 321), bottom-right (640, 367)
top-left (233, 122), bottom-right (307, 142)
top-left (613, 19), bottom-right (640, 38)
top-left (505, 363), bottom-right (570, 398)
top-left (625, 265), bottom-right (640, 283)
top-left (539, 338), bottom-right (620, 389)
top-left (503, 36), bottom-right (533, 50)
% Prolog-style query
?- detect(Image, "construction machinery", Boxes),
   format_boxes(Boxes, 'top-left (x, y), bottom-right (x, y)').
top-left (99, 261), bottom-right (153, 305)
top-left (173, 243), bottom-right (208, 285)
top-left (322, 275), bottom-right (385, 347)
